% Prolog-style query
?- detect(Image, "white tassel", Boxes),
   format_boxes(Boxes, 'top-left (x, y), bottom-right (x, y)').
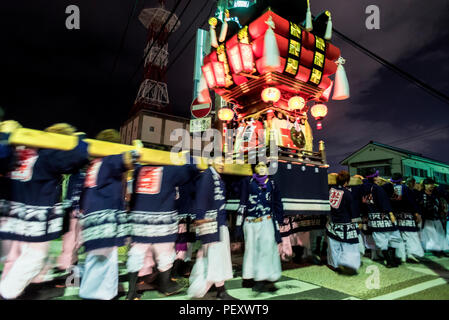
top-left (332, 57), bottom-right (350, 100)
top-left (197, 73), bottom-right (211, 103)
top-left (263, 16), bottom-right (281, 71)
top-left (324, 11), bottom-right (332, 40)
top-left (305, 0), bottom-right (313, 32)
top-left (219, 19), bottom-right (228, 43)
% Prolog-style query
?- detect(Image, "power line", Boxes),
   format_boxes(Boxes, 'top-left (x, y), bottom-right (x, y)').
top-left (166, 1), bottom-right (215, 72)
top-left (109, 0), bottom-right (141, 80)
top-left (333, 28), bottom-right (449, 106)
top-left (170, 0), bottom-right (210, 53)
top-left (126, 0), bottom-right (184, 84)
top-left (389, 125), bottom-right (449, 146)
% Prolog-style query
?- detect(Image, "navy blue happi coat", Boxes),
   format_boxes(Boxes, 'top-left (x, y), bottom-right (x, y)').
top-left (80, 154), bottom-right (130, 251)
top-left (237, 176), bottom-right (284, 243)
top-left (327, 185), bottom-right (360, 244)
top-left (0, 141), bottom-right (88, 242)
top-left (193, 167), bottom-right (227, 244)
top-left (129, 164), bottom-right (199, 244)
top-left (383, 183), bottom-right (420, 232)
top-left (359, 180), bottom-right (397, 233)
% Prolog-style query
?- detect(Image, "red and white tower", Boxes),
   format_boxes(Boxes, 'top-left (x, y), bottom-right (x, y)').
top-left (132, 0), bottom-right (180, 114)
top-left (121, 1), bottom-right (190, 149)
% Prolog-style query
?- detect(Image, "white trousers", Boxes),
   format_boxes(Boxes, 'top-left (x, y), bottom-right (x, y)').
top-left (79, 247), bottom-right (118, 300)
top-left (127, 242), bottom-right (176, 274)
top-left (372, 230), bottom-right (403, 251)
top-left (242, 217), bottom-right (282, 282)
top-left (420, 220), bottom-right (449, 252)
top-left (188, 226), bottom-right (233, 298)
top-left (0, 241), bottom-right (49, 299)
top-left (400, 231), bottom-right (424, 258)
top-left (58, 216), bottom-right (82, 270)
top-left (327, 237), bottom-right (361, 271)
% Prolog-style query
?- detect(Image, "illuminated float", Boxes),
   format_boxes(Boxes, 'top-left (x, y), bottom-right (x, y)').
top-left (197, 0), bottom-right (351, 251)
top-left (197, 0), bottom-right (349, 166)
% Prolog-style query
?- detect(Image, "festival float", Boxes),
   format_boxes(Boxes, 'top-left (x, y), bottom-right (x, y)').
top-left (196, 0), bottom-right (351, 237)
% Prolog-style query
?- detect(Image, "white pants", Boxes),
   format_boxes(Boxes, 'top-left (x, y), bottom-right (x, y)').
top-left (127, 242), bottom-right (176, 274)
top-left (358, 234), bottom-right (366, 255)
top-left (420, 220), bottom-right (449, 252)
top-left (79, 247), bottom-right (118, 300)
top-left (242, 217), bottom-right (282, 282)
top-left (188, 226), bottom-right (233, 298)
top-left (0, 241), bottom-right (49, 299)
top-left (372, 230), bottom-right (403, 251)
top-left (327, 237), bottom-right (361, 271)
top-left (58, 216), bottom-right (82, 270)
top-left (400, 231), bottom-right (424, 258)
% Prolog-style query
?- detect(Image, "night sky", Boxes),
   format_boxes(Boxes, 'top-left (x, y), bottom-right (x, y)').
top-left (0, 0), bottom-right (448, 171)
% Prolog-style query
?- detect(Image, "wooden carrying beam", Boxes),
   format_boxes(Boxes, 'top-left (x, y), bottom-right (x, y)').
top-left (7, 128), bottom-right (252, 176)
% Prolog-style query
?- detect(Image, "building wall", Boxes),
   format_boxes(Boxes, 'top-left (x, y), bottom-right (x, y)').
top-left (345, 146), bottom-right (402, 177)
top-left (343, 144), bottom-right (449, 186)
top-left (402, 158), bottom-right (449, 184)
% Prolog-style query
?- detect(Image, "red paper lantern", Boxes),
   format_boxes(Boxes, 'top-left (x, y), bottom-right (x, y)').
top-left (212, 62), bottom-right (226, 87)
top-left (201, 62), bottom-right (226, 88)
top-left (202, 63), bottom-right (216, 88)
top-left (228, 43), bottom-right (254, 75)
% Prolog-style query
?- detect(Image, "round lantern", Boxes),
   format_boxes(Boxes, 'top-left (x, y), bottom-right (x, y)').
top-left (310, 104), bottom-right (328, 130)
top-left (218, 107), bottom-right (235, 121)
top-left (261, 87), bottom-right (281, 103)
top-left (288, 96), bottom-right (305, 110)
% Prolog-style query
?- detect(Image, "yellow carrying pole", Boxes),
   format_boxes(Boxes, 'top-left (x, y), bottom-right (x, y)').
top-left (7, 128), bottom-right (252, 176)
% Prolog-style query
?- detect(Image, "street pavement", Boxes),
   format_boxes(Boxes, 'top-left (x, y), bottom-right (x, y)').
top-left (5, 240), bottom-right (449, 300)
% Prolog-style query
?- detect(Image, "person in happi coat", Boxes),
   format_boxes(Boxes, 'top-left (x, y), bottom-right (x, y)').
top-left (358, 169), bottom-right (403, 268)
top-left (347, 175), bottom-right (368, 257)
top-left (418, 178), bottom-right (449, 257)
top-left (327, 171), bottom-right (361, 275)
top-left (125, 158), bottom-right (199, 299)
top-left (0, 123), bottom-right (88, 300)
top-left (382, 173), bottom-right (424, 263)
top-left (172, 180), bottom-right (197, 279)
top-left (78, 129), bottom-right (139, 300)
top-left (235, 161), bottom-right (284, 292)
top-left (187, 157), bottom-right (236, 300)
top-left (0, 121), bottom-right (21, 266)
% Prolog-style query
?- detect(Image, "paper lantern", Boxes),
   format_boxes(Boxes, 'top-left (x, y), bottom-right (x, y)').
top-left (228, 43), bottom-right (254, 75)
top-left (218, 107), bottom-right (235, 121)
top-left (212, 62), bottom-right (226, 87)
top-left (201, 62), bottom-right (226, 88)
top-left (288, 96), bottom-right (305, 110)
top-left (202, 63), bottom-right (216, 88)
top-left (261, 87), bottom-right (281, 103)
top-left (311, 104), bottom-right (328, 118)
top-left (311, 104), bottom-right (328, 130)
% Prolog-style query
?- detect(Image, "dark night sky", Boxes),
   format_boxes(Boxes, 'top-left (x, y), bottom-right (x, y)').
top-left (0, 0), bottom-right (448, 172)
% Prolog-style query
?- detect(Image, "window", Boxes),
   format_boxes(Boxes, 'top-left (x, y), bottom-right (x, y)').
top-left (149, 126), bottom-right (154, 132)
top-left (357, 166), bottom-right (391, 177)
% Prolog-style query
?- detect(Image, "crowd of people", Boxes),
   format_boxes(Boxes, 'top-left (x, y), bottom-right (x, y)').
top-left (0, 120), bottom-right (448, 300)
top-left (325, 169), bottom-right (449, 275)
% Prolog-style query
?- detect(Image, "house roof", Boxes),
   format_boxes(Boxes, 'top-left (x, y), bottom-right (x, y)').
top-left (340, 141), bottom-right (449, 167)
